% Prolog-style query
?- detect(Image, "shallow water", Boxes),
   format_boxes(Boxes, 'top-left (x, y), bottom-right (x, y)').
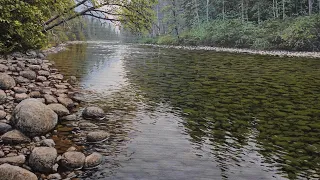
top-left (47, 42), bottom-right (320, 180)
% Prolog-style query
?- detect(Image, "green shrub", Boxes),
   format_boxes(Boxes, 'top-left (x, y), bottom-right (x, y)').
top-left (157, 35), bottom-right (177, 45)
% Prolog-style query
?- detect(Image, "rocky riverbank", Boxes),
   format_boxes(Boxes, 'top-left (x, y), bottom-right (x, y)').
top-left (0, 50), bottom-right (107, 180)
top-left (141, 44), bottom-right (320, 58)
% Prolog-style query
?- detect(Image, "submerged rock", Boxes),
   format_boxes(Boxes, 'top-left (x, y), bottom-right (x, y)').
top-left (87, 131), bottom-right (109, 142)
top-left (0, 73), bottom-right (16, 90)
top-left (82, 106), bottom-right (105, 120)
top-left (60, 151), bottom-right (85, 170)
top-left (84, 152), bottom-right (103, 169)
top-left (10, 99), bottom-right (58, 137)
top-left (29, 147), bottom-right (57, 173)
top-left (0, 163), bottom-right (37, 180)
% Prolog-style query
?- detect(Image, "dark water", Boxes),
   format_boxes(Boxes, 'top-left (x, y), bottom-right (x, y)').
top-left (47, 42), bottom-right (320, 180)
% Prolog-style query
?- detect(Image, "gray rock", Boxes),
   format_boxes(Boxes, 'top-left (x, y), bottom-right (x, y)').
top-left (15, 76), bottom-right (30, 83)
top-left (0, 90), bottom-right (6, 104)
top-left (0, 64), bottom-right (8, 72)
top-left (44, 94), bottom-right (58, 104)
top-left (0, 151), bottom-right (4, 157)
top-left (36, 76), bottom-right (47, 82)
top-left (68, 76), bottom-right (77, 85)
top-left (17, 62), bottom-right (25, 68)
top-left (52, 74), bottom-right (64, 80)
top-left (40, 139), bottom-right (55, 147)
top-left (38, 70), bottom-right (50, 77)
top-left (29, 91), bottom-right (41, 98)
top-left (28, 147), bottom-right (57, 173)
top-left (87, 131), bottom-right (109, 142)
top-left (0, 110), bottom-right (6, 119)
top-left (14, 93), bottom-right (29, 102)
top-left (84, 152), bottom-right (103, 169)
top-left (57, 97), bottom-right (74, 109)
top-left (11, 52), bottom-right (23, 58)
top-left (82, 107), bottom-right (105, 120)
top-left (0, 123), bottom-right (11, 135)
top-left (79, 122), bottom-right (98, 129)
top-left (1, 130), bottom-right (31, 144)
top-left (47, 173), bottom-right (61, 179)
top-left (13, 87), bottom-right (28, 94)
top-left (26, 50), bottom-right (37, 57)
top-left (20, 70), bottom-right (36, 80)
top-left (0, 163), bottom-right (37, 180)
top-left (29, 65), bottom-right (41, 71)
top-left (0, 73), bottom-right (16, 90)
top-left (10, 99), bottom-right (58, 137)
top-left (60, 151), bottom-right (85, 170)
top-left (0, 155), bottom-right (25, 166)
top-left (47, 103), bottom-right (70, 117)
top-left (61, 114), bottom-right (77, 121)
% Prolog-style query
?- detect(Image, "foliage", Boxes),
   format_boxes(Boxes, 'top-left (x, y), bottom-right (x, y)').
top-left (157, 35), bottom-right (177, 45)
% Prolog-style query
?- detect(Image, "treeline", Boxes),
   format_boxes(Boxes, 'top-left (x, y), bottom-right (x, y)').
top-left (140, 0), bottom-right (320, 51)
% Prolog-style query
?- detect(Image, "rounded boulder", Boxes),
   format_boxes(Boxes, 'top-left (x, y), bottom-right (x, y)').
top-left (0, 163), bottom-right (37, 180)
top-left (0, 73), bottom-right (16, 90)
top-left (82, 106), bottom-right (105, 120)
top-left (28, 147), bottom-right (57, 173)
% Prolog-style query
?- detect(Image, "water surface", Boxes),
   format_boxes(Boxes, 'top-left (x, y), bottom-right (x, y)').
top-left (48, 42), bottom-right (320, 180)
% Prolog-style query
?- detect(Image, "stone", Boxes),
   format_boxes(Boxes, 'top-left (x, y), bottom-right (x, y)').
top-left (57, 97), bottom-right (74, 108)
top-left (0, 151), bottom-right (4, 157)
top-left (61, 114), bottom-right (77, 121)
top-left (66, 146), bottom-right (77, 152)
top-left (20, 70), bottom-right (36, 80)
top-left (26, 50), bottom-right (37, 57)
top-left (84, 152), bottom-right (103, 169)
top-left (47, 103), bottom-right (70, 117)
top-left (29, 91), bottom-right (41, 98)
top-left (0, 155), bottom-right (25, 166)
top-left (10, 99), bottom-right (58, 137)
top-left (44, 94), bottom-right (58, 104)
top-left (14, 93), bottom-right (29, 102)
top-left (0, 64), bottom-right (8, 72)
top-left (82, 106), bottom-right (105, 120)
top-left (0, 123), bottom-right (11, 135)
top-left (87, 131), bottom-right (110, 142)
top-left (40, 139), bottom-right (55, 147)
top-left (13, 87), bottom-right (28, 94)
top-left (53, 74), bottom-right (64, 80)
top-left (54, 84), bottom-right (67, 89)
top-left (0, 163), bottom-right (37, 180)
top-left (0, 90), bottom-right (6, 104)
top-left (0, 110), bottom-right (6, 119)
top-left (60, 151), bottom-right (85, 170)
top-left (68, 76), bottom-right (77, 85)
top-left (28, 65), bottom-right (41, 71)
top-left (0, 73), bottom-right (16, 90)
top-left (47, 173), bottom-right (61, 179)
top-left (36, 76), bottom-right (47, 82)
top-left (38, 70), bottom-right (50, 77)
top-left (15, 76), bottom-right (30, 83)
top-left (17, 62), bottom-right (25, 68)
top-left (1, 130), bottom-right (31, 144)
top-left (79, 122), bottom-right (98, 129)
top-left (28, 147), bottom-right (57, 173)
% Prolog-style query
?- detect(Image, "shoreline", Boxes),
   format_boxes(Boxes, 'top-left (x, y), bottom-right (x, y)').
top-left (140, 44), bottom-right (320, 59)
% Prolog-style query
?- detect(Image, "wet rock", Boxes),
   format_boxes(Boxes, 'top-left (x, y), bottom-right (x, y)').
top-left (13, 87), bottom-right (28, 94)
top-left (79, 122), bottom-right (98, 129)
top-left (84, 152), bottom-right (103, 169)
top-left (38, 70), bottom-right (50, 77)
top-left (47, 173), bottom-right (61, 179)
top-left (69, 76), bottom-right (77, 85)
top-left (20, 70), bottom-right (36, 80)
top-left (52, 74), bottom-right (64, 80)
top-left (87, 131), bottom-right (109, 142)
top-left (47, 103), bottom-right (70, 117)
top-left (44, 94), bottom-right (58, 104)
top-left (0, 155), bottom-right (25, 166)
top-left (0, 110), bottom-right (6, 119)
top-left (60, 151), bottom-right (85, 170)
top-left (61, 114), bottom-right (77, 121)
top-left (36, 76), bottom-right (47, 82)
top-left (0, 73), bottom-right (16, 90)
top-left (1, 130), bottom-right (31, 144)
top-left (10, 99), bottom-right (58, 137)
top-left (29, 147), bottom-right (57, 173)
top-left (14, 93), bottom-right (29, 102)
top-left (57, 97), bottom-right (74, 109)
top-left (0, 90), bottom-right (6, 104)
top-left (82, 106), bottom-right (105, 120)
top-left (0, 123), bottom-right (11, 135)
top-left (54, 84), bottom-right (67, 89)
top-left (0, 163), bottom-right (37, 180)
top-left (40, 139), bottom-right (55, 147)
top-left (0, 64), bottom-right (8, 72)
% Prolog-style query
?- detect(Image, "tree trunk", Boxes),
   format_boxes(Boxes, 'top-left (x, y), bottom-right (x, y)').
top-left (258, 1), bottom-right (261, 24)
top-left (194, 0), bottom-right (200, 27)
top-left (171, 0), bottom-right (179, 38)
top-left (206, 0), bottom-right (209, 22)
top-left (241, 0), bottom-right (244, 22)
top-left (282, 0), bottom-right (285, 19)
top-left (222, 0), bottom-right (225, 20)
top-left (309, 0), bottom-right (313, 15)
top-left (273, 0), bottom-right (276, 18)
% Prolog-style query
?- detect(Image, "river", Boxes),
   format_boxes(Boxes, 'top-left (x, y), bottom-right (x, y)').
top-left (47, 41), bottom-right (320, 180)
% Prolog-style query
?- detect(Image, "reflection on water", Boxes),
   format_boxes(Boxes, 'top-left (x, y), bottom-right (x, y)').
top-left (48, 42), bottom-right (320, 180)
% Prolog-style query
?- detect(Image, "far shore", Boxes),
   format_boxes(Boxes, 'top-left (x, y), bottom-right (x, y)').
top-left (140, 44), bottom-right (320, 59)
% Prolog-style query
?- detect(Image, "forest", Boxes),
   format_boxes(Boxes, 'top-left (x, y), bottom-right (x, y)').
top-left (141, 0), bottom-right (320, 51)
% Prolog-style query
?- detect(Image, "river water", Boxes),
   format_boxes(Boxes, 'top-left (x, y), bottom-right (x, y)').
top-left (47, 42), bottom-right (320, 180)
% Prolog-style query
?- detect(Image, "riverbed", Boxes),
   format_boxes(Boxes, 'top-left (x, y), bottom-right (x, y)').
top-left (48, 41), bottom-right (320, 180)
